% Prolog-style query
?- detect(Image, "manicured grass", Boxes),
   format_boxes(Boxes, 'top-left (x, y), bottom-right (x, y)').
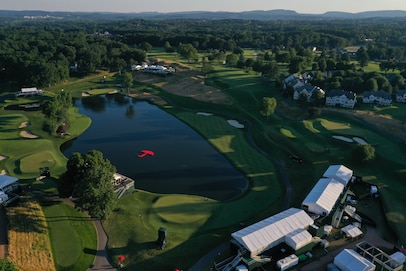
top-left (20, 151), bottom-right (56, 174)
top-left (42, 201), bottom-right (96, 271)
top-left (0, 110), bottom-right (89, 178)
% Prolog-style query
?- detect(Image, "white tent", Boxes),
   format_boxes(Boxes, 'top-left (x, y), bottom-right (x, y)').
top-left (301, 178), bottom-right (344, 216)
top-left (284, 228), bottom-right (312, 250)
top-left (341, 224), bottom-right (363, 238)
top-left (323, 165), bottom-right (353, 186)
top-left (231, 208), bottom-right (314, 257)
top-left (334, 249), bottom-right (376, 271)
top-left (0, 175), bottom-right (19, 190)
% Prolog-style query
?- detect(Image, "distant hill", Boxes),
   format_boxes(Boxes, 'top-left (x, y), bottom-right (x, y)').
top-left (0, 9), bottom-right (406, 21)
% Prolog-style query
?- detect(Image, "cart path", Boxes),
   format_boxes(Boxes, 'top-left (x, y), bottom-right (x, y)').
top-left (30, 191), bottom-right (117, 271)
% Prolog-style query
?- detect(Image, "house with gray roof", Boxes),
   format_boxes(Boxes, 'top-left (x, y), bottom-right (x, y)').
top-left (293, 84), bottom-right (325, 102)
top-left (396, 90), bottom-right (406, 103)
top-left (362, 90), bottom-right (392, 106)
top-left (325, 89), bottom-right (357, 109)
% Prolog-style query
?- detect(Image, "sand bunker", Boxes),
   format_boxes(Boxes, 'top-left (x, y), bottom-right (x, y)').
top-left (0, 155), bottom-right (7, 161)
top-left (227, 120), bottom-right (244, 129)
top-left (18, 121), bottom-right (30, 128)
top-left (333, 135), bottom-right (353, 143)
top-left (196, 112), bottom-right (213, 116)
top-left (20, 130), bottom-right (39, 139)
top-left (353, 137), bottom-right (368, 145)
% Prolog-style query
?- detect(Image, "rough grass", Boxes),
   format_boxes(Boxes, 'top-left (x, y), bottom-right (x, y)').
top-left (7, 195), bottom-right (56, 271)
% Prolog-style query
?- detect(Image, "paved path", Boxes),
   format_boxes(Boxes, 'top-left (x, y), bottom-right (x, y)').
top-left (87, 219), bottom-right (117, 271)
top-left (30, 190), bottom-right (117, 270)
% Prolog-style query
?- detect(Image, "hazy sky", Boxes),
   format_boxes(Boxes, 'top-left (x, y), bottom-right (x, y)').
top-left (1, 0), bottom-right (406, 14)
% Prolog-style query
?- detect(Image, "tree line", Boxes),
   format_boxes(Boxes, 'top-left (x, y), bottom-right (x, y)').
top-left (1, 18), bottom-right (406, 89)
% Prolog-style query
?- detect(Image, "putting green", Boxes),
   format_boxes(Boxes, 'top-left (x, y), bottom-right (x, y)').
top-left (153, 195), bottom-right (216, 225)
top-left (20, 151), bottom-right (56, 173)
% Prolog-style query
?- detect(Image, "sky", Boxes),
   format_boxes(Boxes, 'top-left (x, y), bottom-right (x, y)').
top-left (1, 0), bottom-right (406, 14)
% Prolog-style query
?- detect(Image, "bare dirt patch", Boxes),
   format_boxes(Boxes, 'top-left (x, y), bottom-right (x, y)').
top-left (324, 108), bottom-right (406, 142)
top-left (18, 121), bottom-right (30, 128)
top-left (132, 59), bottom-right (232, 105)
top-left (19, 131), bottom-right (39, 139)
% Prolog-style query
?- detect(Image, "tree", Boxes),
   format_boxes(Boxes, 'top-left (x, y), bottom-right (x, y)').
top-left (366, 78), bottom-right (379, 91)
top-left (178, 43), bottom-right (198, 62)
top-left (352, 144), bottom-right (375, 164)
top-left (42, 90), bottom-right (72, 134)
top-left (139, 42), bottom-right (152, 52)
top-left (0, 259), bottom-right (17, 271)
top-left (59, 150), bottom-right (117, 219)
top-left (225, 53), bottom-right (239, 67)
top-left (260, 97), bottom-right (277, 118)
top-left (123, 72), bottom-right (133, 93)
top-left (201, 59), bottom-right (213, 76)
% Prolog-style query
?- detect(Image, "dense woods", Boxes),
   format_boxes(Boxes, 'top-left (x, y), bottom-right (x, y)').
top-left (1, 17), bottom-right (406, 92)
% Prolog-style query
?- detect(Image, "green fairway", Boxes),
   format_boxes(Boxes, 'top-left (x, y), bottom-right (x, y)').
top-left (42, 201), bottom-right (96, 271)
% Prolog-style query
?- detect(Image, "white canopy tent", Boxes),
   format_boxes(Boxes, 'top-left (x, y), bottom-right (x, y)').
top-left (334, 249), bottom-right (375, 271)
top-left (301, 178), bottom-right (345, 216)
top-left (231, 208), bottom-right (314, 257)
top-left (341, 224), bottom-right (363, 238)
top-left (323, 165), bottom-right (353, 186)
top-left (284, 228), bottom-right (312, 250)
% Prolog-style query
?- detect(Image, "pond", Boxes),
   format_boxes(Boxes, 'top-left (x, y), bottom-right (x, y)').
top-left (62, 94), bottom-right (248, 201)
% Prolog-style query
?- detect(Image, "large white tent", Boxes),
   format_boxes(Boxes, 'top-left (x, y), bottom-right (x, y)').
top-left (334, 249), bottom-right (376, 271)
top-left (301, 178), bottom-right (344, 216)
top-left (323, 165), bottom-right (353, 186)
top-left (284, 228), bottom-right (312, 250)
top-left (231, 208), bottom-right (313, 257)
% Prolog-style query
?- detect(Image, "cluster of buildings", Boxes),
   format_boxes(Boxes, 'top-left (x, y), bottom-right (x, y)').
top-left (131, 62), bottom-right (175, 75)
top-left (283, 73), bottom-right (406, 109)
top-left (215, 165), bottom-right (405, 271)
top-left (15, 87), bottom-right (43, 98)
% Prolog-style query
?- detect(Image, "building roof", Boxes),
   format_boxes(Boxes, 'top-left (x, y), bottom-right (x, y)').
top-left (341, 224), bottom-right (363, 238)
top-left (284, 228), bottom-right (312, 250)
top-left (231, 208), bottom-right (313, 256)
top-left (326, 89), bottom-right (356, 100)
top-left (323, 165), bottom-right (353, 186)
top-left (302, 178), bottom-right (345, 215)
top-left (334, 249), bottom-right (376, 271)
top-left (0, 175), bottom-right (19, 189)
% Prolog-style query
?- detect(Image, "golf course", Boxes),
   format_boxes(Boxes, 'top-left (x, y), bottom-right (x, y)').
top-left (0, 49), bottom-right (406, 271)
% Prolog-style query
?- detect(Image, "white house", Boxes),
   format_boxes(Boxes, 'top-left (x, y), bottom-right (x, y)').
top-left (231, 208), bottom-right (313, 257)
top-left (396, 90), bottom-right (406, 103)
top-left (362, 90), bottom-right (392, 106)
top-left (323, 165), bottom-right (353, 186)
top-left (293, 84), bottom-right (325, 102)
top-left (334, 249), bottom-right (376, 271)
top-left (325, 89), bottom-right (357, 109)
top-left (301, 178), bottom-right (345, 216)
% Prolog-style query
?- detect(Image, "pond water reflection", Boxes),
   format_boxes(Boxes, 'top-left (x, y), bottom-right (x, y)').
top-left (62, 94), bottom-right (248, 201)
